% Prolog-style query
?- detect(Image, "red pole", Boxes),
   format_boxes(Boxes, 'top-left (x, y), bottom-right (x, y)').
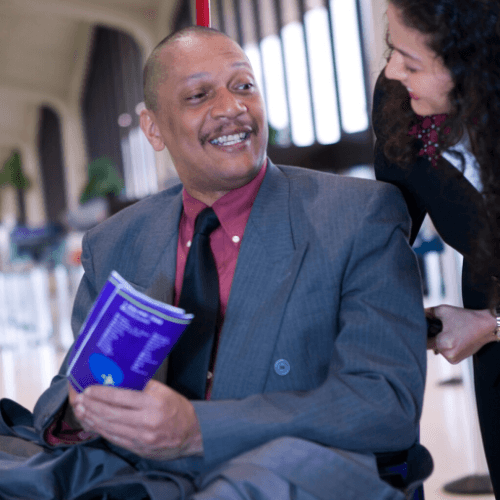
top-left (196, 0), bottom-right (211, 27)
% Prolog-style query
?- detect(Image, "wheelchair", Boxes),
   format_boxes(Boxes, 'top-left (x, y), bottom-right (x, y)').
top-left (376, 443), bottom-right (433, 499)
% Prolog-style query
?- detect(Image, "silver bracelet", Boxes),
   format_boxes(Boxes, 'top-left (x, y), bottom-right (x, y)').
top-left (494, 306), bottom-right (500, 341)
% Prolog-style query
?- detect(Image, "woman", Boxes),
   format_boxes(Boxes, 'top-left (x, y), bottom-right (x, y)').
top-left (373, 0), bottom-right (500, 495)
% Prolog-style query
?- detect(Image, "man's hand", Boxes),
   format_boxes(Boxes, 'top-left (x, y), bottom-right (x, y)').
top-left (426, 305), bottom-right (497, 364)
top-left (68, 380), bottom-right (204, 460)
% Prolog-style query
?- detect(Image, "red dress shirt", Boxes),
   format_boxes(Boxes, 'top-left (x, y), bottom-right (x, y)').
top-left (174, 161), bottom-right (267, 398)
top-left (174, 161), bottom-right (267, 316)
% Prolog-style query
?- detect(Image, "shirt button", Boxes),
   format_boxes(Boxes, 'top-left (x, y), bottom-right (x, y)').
top-left (187, 240), bottom-right (192, 247)
top-left (207, 371), bottom-right (213, 380)
top-left (274, 359), bottom-right (290, 376)
top-left (232, 235), bottom-right (240, 244)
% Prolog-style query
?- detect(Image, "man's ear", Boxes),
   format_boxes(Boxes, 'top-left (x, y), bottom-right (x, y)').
top-left (140, 109), bottom-right (166, 152)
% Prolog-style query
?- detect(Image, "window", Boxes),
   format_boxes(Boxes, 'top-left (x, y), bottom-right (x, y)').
top-left (173, 0), bottom-right (374, 171)
top-left (83, 27), bottom-right (158, 201)
top-left (204, 0), bottom-right (373, 172)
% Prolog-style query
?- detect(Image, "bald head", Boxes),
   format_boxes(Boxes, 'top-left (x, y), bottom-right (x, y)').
top-left (143, 26), bottom-right (234, 112)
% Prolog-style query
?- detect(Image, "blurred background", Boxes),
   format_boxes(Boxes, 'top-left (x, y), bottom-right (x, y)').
top-left (0, 0), bottom-right (491, 498)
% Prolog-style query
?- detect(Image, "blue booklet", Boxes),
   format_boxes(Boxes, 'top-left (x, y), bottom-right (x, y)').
top-left (67, 271), bottom-right (193, 393)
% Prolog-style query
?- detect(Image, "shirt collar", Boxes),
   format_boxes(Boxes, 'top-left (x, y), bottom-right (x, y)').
top-left (182, 159), bottom-right (268, 240)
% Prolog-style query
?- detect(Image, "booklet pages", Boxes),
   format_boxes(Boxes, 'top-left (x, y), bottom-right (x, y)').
top-left (67, 270), bottom-right (193, 393)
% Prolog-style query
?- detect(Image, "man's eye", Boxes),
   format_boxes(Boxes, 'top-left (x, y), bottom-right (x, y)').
top-left (187, 92), bottom-right (206, 101)
top-left (405, 66), bottom-right (418, 74)
top-left (237, 83), bottom-right (254, 91)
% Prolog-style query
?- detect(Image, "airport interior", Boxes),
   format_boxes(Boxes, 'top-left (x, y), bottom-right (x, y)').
top-left (0, 0), bottom-right (493, 498)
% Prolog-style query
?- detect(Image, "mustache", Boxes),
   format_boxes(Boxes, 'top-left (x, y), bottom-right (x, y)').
top-left (200, 119), bottom-right (259, 145)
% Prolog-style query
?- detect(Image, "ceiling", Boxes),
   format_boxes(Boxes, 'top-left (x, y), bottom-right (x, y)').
top-left (0, 0), bottom-right (387, 188)
top-left (0, 0), bottom-right (180, 167)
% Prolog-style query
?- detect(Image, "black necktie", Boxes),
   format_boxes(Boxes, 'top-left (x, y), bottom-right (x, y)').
top-left (167, 207), bottom-right (220, 399)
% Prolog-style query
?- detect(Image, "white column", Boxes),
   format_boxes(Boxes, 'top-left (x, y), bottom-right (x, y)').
top-left (363, 0), bottom-right (388, 94)
top-left (60, 106), bottom-right (88, 213)
top-left (30, 266), bottom-right (53, 342)
top-left (21, 105), bottom-right (47, 226)
top-left (21, 143), bottom-right (47, 226)
top-left (54, 264), bottom-right (74, 350)
top-left (0, 349), bottom-right (17, 401)
top-left (154, 149), bottom-right (179, 190)
top-left (1, 185), bottom-right (18, 227)
top-left (156, 0), bottom-right (178, 40)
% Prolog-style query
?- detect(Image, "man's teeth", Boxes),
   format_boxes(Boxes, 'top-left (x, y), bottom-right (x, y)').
top-left (210, 132), bottom-right (248, 146)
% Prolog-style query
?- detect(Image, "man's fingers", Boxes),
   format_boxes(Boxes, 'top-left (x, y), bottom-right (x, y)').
top-left (75, 394), bottom-right (150, 429)
top-left (75, 403), bottom-right (173, 457)
top-left (68, 383), bottom-right (79, 405)
top-left (143, 379), bottom-right (167, 395)
top-left (77, 412), bottom-right (135, 444)
top-left (74, 384), bottom-right (170, 431)
top-left (79, 384), bottom-right (147, 409)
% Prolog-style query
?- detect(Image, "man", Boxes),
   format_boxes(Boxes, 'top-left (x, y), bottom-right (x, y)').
top-left (0, 27), bottom-right (426, 500)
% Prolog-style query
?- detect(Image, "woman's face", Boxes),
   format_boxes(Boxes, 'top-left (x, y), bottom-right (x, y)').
top-left (385, 2), bottom-right (454, 116)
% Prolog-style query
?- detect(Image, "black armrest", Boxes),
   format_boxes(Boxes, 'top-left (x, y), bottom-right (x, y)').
top-left (376, 443), bottom-right (433, 492)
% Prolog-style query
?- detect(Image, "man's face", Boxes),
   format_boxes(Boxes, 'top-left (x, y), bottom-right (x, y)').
top-left (142, 33), bottom-right (268, 204)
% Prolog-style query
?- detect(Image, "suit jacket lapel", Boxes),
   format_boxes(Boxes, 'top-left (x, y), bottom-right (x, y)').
top-left (138, 188), bottom-right (183, 305)
top-left (140, 187), bottom-right (183, 383)
top-left (211, 161), bottom-right (308, 399)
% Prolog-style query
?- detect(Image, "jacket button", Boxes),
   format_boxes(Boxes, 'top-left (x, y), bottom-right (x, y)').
top-left (274, 359), bottom-right (290, 376)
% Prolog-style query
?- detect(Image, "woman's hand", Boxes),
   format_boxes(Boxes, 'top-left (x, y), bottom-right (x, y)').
top-left (426, 305), bottom-right (497, 364)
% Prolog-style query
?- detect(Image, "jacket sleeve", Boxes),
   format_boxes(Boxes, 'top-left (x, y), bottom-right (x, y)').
top-left (32, 232), bottom-right (100, 440)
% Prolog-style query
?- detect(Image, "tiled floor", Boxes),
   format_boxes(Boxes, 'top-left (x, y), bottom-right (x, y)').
top-left (420, 353), bottom-right (494, 500)
top-left (0, 264), bottom-right (495, 499)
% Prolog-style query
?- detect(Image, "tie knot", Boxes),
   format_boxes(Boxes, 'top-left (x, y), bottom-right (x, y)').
top-left (194, 207), bottom-right (220, 236)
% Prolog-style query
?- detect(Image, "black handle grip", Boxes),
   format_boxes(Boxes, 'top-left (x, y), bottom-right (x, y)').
top-left (427, 317), bottom-right (443, 338)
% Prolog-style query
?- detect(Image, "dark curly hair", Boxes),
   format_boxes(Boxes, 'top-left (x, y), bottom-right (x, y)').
top-left (378, 0), bottom-right (500, 305)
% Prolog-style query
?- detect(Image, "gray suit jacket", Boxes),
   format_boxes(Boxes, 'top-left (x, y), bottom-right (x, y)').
top-left (33, 160), bottom-right (426, 473)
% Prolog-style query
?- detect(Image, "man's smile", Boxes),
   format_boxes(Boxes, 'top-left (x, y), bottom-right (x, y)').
top-left (209, 131), bottom-right (251, 147)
